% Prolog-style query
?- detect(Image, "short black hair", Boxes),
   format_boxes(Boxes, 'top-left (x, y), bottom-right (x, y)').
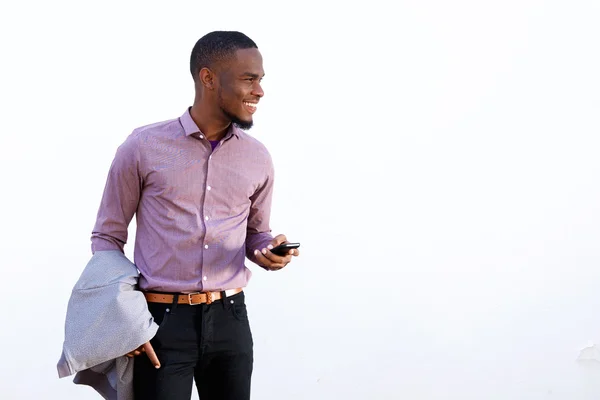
top-left (190, 31), bottom-right (258, 81)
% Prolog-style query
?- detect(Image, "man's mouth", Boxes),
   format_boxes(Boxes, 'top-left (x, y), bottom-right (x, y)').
top-left (244, 101), bottom-right (258, 114)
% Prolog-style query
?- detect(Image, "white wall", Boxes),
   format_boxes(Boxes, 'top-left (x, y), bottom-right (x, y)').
top-left (1, 1), bottom-right (599, 399)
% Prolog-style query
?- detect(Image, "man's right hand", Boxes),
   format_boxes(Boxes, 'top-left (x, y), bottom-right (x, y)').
top-left (125, 341), bottom-right (160, 368)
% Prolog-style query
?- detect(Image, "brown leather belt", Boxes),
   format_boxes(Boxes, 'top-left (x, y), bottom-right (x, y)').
top-left (143, 288), bottom-right (243, 305)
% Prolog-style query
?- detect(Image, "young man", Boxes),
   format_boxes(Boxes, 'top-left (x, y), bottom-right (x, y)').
top-left (90, 31), bottom-right (298, 400)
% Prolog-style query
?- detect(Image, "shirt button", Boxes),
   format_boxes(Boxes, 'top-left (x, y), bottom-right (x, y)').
top-left (205, 216), bottom-right (209, 221)
top-left (203, 276), bottom-right (208, 281)
top-left (204, 245), bottom-right (209, 249)
top-left (199, 134), bottom-right (204, 139)
top-left (207, 186), bottom-right (212, 191)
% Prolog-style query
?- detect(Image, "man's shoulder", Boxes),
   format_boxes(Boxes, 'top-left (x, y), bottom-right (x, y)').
top-left (235, 128), bottom-right (272, 158)
top-left (131, 116), bottom-right (182, 139)
top-left (118, 116), bottom-right (183, 151)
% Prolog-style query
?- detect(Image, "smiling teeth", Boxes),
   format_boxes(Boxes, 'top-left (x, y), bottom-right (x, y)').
top-left (244, 102), bottom-right (257, 108)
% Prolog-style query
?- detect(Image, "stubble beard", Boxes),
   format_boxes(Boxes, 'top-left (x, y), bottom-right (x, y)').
top-left (223, 107), bottom-right (254, 130)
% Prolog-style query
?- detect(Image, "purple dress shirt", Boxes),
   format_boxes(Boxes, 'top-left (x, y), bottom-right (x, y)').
top-left (91, 109), bottom-right (275, 292)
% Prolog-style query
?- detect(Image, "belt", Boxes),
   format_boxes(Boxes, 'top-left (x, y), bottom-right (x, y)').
top-left (143, 288), bottom-right (243, 305)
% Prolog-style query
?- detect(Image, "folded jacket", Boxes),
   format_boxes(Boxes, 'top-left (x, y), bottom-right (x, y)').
top-left (57, 250), bottom-right (159, 400)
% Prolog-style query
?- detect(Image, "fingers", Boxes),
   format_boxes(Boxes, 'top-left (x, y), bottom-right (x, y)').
top-left (124, 343), bottom-right (160, 368)
top-left (269, 247), bottom-right (299, 259)
top-left (253, 248), bottom-right (291, 270)
top-left (143, 342), bottom-right (161, 369)
top-left (253, 234), bottom-right (299, 270)
top-left (125, 346), bottom-right (143, 358)
top-left (269, 235), bottom-right (299, 257)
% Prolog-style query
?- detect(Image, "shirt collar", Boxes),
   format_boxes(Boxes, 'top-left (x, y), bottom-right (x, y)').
top-left (180, 108), bottom-right (240, 140)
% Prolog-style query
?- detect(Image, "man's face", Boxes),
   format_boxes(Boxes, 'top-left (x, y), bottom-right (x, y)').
top-left (216, 48), bottom-right (265, 130)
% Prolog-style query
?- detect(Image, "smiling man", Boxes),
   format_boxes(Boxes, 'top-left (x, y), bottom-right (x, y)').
top-left (90, 31), bottom-right (299, 400)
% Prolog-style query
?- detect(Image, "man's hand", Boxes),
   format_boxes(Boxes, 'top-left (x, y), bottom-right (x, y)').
top-left (125, 341), bottom-right (160, 369)
top-left (253, 234), bottom-right (300, 271)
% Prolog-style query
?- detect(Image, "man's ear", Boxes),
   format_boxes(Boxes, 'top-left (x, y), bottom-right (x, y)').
top-left (199, 67), bottom-right (215, 90)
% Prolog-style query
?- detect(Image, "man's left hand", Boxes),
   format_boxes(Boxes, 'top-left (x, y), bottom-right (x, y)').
top-left (253, 234), bottom-right (300, 270)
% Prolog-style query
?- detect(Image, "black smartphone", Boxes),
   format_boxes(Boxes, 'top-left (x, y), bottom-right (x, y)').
top-left (270, 242), bottom-right (300, 256)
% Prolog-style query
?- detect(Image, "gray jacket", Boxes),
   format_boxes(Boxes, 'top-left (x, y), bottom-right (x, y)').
top-left (57, 250), bottom-right (159, 400)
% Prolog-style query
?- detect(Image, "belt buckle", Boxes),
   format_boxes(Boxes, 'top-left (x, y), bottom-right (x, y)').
top-left (187, 292), bottom-right (212, 305)
top-left (187, 292), bottom-right (202, 305)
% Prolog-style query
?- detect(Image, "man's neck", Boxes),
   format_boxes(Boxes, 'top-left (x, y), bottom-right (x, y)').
top-left (189, 104), bottom-right (231, 141)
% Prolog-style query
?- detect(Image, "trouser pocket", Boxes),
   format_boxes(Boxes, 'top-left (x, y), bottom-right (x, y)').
top-left (148, 302), bottom-right (172, 335)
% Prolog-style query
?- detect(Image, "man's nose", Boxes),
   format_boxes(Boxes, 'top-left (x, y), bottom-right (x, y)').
top-left (252, 82), bottom-right (264, 98)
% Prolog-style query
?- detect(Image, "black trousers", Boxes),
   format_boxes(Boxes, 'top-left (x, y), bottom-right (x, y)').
top-left (133, 291), bottom-right (253, 400)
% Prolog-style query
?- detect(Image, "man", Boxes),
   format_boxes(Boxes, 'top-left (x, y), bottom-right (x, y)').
top-left (90, 31), bottom-right (299, 400)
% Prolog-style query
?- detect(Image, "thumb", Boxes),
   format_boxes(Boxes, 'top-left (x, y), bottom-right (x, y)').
top-left (143, 342), bottom-right (160, 368)
top-left (272, 234), bottom-right (287, 246)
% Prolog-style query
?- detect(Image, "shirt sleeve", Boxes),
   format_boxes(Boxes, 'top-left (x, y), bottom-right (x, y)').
top-left (91, 134), bottom-right (142, 253)
top-left (245, 152), bottom-right (275, 264)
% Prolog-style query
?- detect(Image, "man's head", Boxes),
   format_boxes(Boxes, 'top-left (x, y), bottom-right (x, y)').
top-left (190, 31), bottom-right (264, 130)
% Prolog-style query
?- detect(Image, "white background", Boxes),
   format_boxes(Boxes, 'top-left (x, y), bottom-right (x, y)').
top-left (1, 1), bottom-right (599, 399)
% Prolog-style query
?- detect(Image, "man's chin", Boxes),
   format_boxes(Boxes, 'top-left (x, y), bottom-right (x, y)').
top-left (233, 119), bottom-right (253, 130)
top-left (222, 107), bottom-right (254, 130)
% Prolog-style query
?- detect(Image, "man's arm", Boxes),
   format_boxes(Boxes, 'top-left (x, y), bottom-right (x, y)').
top-left (244, 155), bottom-right (299, 270)
top-left (89, 136), bottom-right (161, 367)
top-left (91, 135), bottom-right (142, 253)
top-left (245, 157), bottom-right (275, 265)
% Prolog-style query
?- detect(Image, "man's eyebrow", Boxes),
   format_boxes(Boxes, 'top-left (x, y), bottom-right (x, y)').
top-left (241, 72), bottom-right (265, 78)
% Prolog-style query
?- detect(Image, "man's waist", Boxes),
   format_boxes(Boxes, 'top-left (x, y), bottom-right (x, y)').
top-left (136, 261), bottom-right (252, 293)
top-left (142, 288), bottom-right (243, 305)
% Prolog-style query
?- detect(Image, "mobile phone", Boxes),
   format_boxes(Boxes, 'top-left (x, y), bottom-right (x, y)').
top-left (270, 242), bottom-right (300, 256)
